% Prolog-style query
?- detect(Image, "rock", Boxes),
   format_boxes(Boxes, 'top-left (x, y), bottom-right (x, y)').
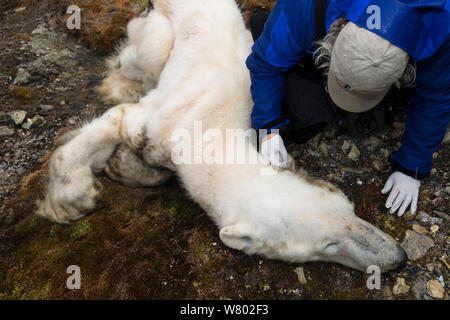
top-left (438, 276), bottom-right (445, 287)
top-left (430, 225), bottom-right (439, 233)
top-left (401, 230), bottom-right (434, 260)
top-left (432, 210), bottom-right (449, 221)
top-left (9, 110), bottom-right (27, 125)
top-left (382, 286), bottom-right (393, 299)
top-left (366, 137), bottom-right (380, 152)
top-left (372, 160), bottom-right (382, 171)
top-left (418, 211), bottom-right (443, 225)
top-left (319, 142), bottom-right (328, 157)
top-left (393, 277), bottom-right (410, 295)
top-left (13, 67), bottom-right (31, 85)
top-left (0, 126), bottom-right (14, 137)
top-left (426, 263), bottom-right (435, 272)
top-left (380, 148), bottom-right (390, 159)
top-left (348, 145), bottom-right (360, 161)
top-left (32, 115), bottom-right (45, 127)
top-left (426, 280), bottom-right (444, 299)
top-left (411, 278), bottom-right (427, 300)
top-left (55, 56), bottom-right (79, 69)
top-left (22, 115), bottom-right (46, 130)
top-left (32, 25), bottom-right (46, 35)
top-left (294, 267), bottom-right (307, 285)
top-left (341, 140), bottom-right (351, 153)
top-left (412, 223), bottom-right (428, 235)
top-left (16, 167), bottom-right (26, 176)
top-left (40, 105), bottom-right (54, 112)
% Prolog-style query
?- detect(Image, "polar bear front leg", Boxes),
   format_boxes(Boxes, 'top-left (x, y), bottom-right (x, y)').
top-left (37, 103), bottom-right (145, 224)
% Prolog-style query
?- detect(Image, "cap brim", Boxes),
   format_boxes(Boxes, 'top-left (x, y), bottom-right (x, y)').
top-left (327, 71), bottom-right (389, 113)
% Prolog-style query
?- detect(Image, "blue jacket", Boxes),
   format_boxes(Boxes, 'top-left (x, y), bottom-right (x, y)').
top-left (246, 0), bottom-right (450, 179)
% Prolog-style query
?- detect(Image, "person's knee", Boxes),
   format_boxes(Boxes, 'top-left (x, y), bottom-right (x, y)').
top-left (249, 11), bottom-right (269, 41)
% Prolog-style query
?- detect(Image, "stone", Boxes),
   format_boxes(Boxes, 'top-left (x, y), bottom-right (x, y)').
top-left (30, 115), bottom-right (46, 127)
top-left (426, 263), bottom-right (435, 272)
top-left (32, 24), bottom-right (47, 35)
top-left (380, 148), bottom-right (390, 159)
top-left (348, 145), bottom-right (360, 161)
top-left (40, 105), bottom-right (54, 111)
top-left (341, 140), bottom-right (351, 153)
top-left (13, 67), bottom-right (31, 85)
top-left (418, 211), bottom-right (443, 225)
top-left (393, 278), bottom-right (410, 295)
top-left (401, 231), bottom-right (434, 260)
top-left (9, 110), bottom-right (27, 125)
top-left (432, 210), bottom-right (449, 221)
top-left (319, 142), bottom-right (328, 157)
top-left (426, 280), bottom-right (444, 299)
top-left (382, 286), bottom-right (393, 299)
top-left (430, 225), bottom-right (439, 233)
top-left (412, 223), bottom-right (428, 235)
top-left (372, 160), bottom-right (382, 171)
top-left (0, 126), bottom-right (14, 137)
top-left (411, 278), bottom-right (427, 300)
top-left (22, 115), bottom-right (46, 130)
top-left (294, 267), bottom-right (307, 285)
top-left (366, 137), bottom-right (380, 152)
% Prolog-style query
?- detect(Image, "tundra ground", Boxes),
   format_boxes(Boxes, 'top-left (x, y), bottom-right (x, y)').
top-left (0, 0), bottom-right (448, 299)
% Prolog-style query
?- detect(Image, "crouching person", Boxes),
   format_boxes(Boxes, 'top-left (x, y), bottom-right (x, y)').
top-left (247, 0), bottom-right (450, 217)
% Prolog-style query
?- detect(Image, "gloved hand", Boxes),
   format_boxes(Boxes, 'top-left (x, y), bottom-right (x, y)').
top-left (260, 134), bottom-right (289, 169)
top-left (381, 172), bottom-right (421, 216)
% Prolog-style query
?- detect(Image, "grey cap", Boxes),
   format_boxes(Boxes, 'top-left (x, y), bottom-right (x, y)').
top-left (327, 22), bottom-right (409, 113)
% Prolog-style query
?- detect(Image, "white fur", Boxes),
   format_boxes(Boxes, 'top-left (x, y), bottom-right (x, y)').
top-left (37, 0), bottom-right (406, 272)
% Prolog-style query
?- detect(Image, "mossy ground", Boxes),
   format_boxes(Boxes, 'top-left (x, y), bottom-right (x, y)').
top-left (0, 142), bottom-right (424, 300)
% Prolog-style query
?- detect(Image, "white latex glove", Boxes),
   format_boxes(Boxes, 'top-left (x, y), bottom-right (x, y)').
top-left (260, 134), bottom-right (289, 169)
top-left (382, 172), bottom-right (421, 217)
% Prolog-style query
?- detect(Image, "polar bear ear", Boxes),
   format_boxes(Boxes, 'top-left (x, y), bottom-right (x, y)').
top-left (219, 223), bottom-right (256, 251)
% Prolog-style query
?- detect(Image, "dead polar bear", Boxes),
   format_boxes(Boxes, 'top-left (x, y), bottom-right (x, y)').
top-left (37, 0), bottom-right (407, 273)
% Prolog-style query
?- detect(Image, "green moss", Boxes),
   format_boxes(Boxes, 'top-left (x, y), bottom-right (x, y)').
top-left (165, 199), bottom-right (196, 226)
top-left (135, 0), bottom-right (149, 8)
top-left (0, 283), bottom-right (25, 300)
top-left (29, 281), bottom-right (51, 300)
top-left (70, 220), bottom-right (91, 239)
